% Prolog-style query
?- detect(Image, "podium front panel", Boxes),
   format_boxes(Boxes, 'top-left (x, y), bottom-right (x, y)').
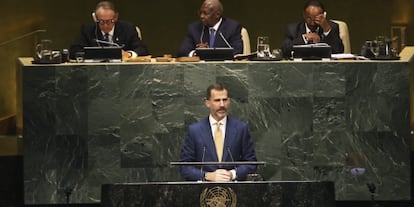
top-left (101, 181), bottom-right (335, 207)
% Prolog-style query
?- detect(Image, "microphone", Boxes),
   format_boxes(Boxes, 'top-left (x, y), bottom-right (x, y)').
top-left (226, 146), bottom-right (235, 163)
top-left (0, 29), bottom-right (47, 47)
top-left (219, 32), bottom-right (233, 48)
top-left (227, 146), bottom-right (237, 181)
top-left (94, 39), bottom-right (122, 47)
top-left (199, 146), bottom-right (206, 181)
top-left (200, 25), bottom-right (205, 44)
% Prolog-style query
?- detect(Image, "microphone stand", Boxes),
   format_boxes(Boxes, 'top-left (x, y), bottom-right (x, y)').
top-left (0, 29), bottom-right (47, 48)
top-left (63, 185), bottom-right (73, 204)
top-left (94, 39), bottom-right (122, 47)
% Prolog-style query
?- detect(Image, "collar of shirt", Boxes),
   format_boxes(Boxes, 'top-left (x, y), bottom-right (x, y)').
top-left (305, 23), bottom-right (319, 34)
top-left (101, 27), bottom-right (115, 41)
top-left (305, 23), bottom-right (331, 36)
top-left (209, 114), bottom-right (227, 138)
top-left (210, 17), bottom-right (223, 35)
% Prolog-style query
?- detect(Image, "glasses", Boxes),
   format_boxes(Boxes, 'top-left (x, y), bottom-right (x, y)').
top-left (98, 19), bottom-right (115, 25)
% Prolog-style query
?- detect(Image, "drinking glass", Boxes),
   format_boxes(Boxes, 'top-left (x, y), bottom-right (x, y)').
top-left (257, 36), bottom-right (270, 58)
top-left (272, 48), bottom-right (282, 59)
top-left (375, 36), bottom-right (387, 56)
top-left (35, 39), bottom-right (53, 60)
top-left (368, 40), bottom-right (379, 57)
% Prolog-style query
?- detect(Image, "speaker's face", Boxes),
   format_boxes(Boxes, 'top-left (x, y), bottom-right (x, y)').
top-left (205, 89), bottom-right (230, 122)
top-left (96, 8), bottom-right (117, 33)
top-left (303, 6), bottom-right (323, 30)
top-left (199, 2), bottom-right (221, 27)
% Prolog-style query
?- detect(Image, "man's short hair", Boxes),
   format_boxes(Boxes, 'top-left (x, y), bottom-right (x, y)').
top-left (303, 0), bottom-right (325, 12)
top-left (206, 83), bottom-right (228, 99)
top-left (95, 1), bottom-right (117, 13)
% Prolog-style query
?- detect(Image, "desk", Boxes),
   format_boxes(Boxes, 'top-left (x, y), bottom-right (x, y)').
top-left (101, 181), bottom-right (335, 207)
top-left (17, 53), bottom-right (412, 204)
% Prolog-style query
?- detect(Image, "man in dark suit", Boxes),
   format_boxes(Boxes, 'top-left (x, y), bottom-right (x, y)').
top-left (281, 0), bottom-right (344, 58)
top-left (69, 1), bottom-right (148, 59)
top-left (177, 0), bottom-right (243, 57)
top-left (180, 83), bottom-right (257, 181)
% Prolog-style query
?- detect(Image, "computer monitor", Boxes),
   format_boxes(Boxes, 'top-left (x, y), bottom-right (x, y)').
top-left (195, 48), bottom-right (234, 61)
top-left (83, 46), bottom-right (122, 62)
top-left (292, 44), bottom-right (332, 60)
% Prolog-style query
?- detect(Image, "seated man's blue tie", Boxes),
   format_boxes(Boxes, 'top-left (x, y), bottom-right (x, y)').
top-left (103, 33), bottom-right (110, 46)
top-left (209, 28), bottom-right (215, 48)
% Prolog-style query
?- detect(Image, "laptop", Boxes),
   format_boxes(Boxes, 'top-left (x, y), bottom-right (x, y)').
top-left (292, 43), bottom-right (332, 60)
top-left (83, 46), bottom-right (122, 62)
top-left (196, 48), bottom-right (234, 61)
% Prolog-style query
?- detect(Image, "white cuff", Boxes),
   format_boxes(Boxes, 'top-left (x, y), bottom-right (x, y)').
top-left (127, 50), bottom-right (138, 58)
top-left (188, 50), bottom-right (196, 57)
top-left (323, 29), bottom-right (331, 36)
top-left (230, 169), bottom-right (236, 180)
top-left (302, 34), bottom-right (309, 44)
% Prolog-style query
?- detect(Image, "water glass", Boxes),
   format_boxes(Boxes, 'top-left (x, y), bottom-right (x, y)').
top-left (35, 39), bottom-right (53, 60)
top-left (257, 36), bottom-right (270, 58)
top-left (272, 49), bottom-right (282, 59)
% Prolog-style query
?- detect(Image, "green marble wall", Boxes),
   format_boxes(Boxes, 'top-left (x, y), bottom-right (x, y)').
top-left (2, 0), bottom-right (414, 128)
top-left (19, 60), bottom-right (410, 204)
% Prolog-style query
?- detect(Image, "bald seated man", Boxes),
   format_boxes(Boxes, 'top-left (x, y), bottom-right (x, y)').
top-left (70, 1), bottom-right (148, 60)
top-left (281, 0), bottom-right (344, 58)
top-left (177, 0), bottom-right (243, 57)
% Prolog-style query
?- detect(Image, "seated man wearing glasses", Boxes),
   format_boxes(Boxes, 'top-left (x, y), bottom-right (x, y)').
top-left (69, 1), bottom-right (148, 59)
top-left (281, 0), bottom-right (343, 58)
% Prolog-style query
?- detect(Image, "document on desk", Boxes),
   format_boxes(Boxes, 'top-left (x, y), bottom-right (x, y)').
top-left (293, 43), bottom-right (330, 48)
top-left (331, 53), bottom-right (356, 59)
top-left (331, 54), bottom-right (369, 60)
top-left (292, 43), bottom-right (331, 59)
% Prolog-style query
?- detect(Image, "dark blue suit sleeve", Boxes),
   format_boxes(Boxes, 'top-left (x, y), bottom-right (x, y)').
top-left (230, 122), bottom-right (257, 180)
top-left (177, 24), bottom-right (199, 57)
top-left (179, 125), bottom-right (205, 181)
top-left (120, 22), bottom-right (149, 56)
top-left (222, 22), bottom-right (243, 55)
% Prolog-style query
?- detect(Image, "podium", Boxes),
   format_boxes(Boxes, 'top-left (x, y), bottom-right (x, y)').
top-left (169, 161), bottom-right (266, 166)
top-left (171, 161), bottom-right (266, 181)
top-left (101, 181), bottom-right (335, 207)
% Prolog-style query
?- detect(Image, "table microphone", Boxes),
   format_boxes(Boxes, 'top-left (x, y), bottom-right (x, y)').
top-left (94, 39), bottom-right (122, 47)
top-left (227, 146), bottom-right (238, 181)
top-left (226, 147), bottom-right (235, 162)
top-left (219, 32), bottom-right (233, 48)
top-left (199, 146), bottom-right (206, 182)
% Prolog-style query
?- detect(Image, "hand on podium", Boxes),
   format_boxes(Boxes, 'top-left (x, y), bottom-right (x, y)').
top-left (205, 169), bottom-right (233, 182)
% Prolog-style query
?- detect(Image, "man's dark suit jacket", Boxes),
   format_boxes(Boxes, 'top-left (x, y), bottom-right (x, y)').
top-left (281, 20), bottom-right (344, 58)
top-left (179, 116), bottom-right (257, 181)
top-left (69, 20), bottom-right (148, 59)
top-left (177, 17), bottom-right (243, 57)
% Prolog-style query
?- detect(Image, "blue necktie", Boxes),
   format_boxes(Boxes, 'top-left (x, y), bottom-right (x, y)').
top-left (103, 33), bottom-right (110, 46)
top-left (209, 28), bottom-right (215, 48)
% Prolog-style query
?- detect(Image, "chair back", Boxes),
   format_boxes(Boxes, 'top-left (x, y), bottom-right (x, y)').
top-left (241, 27), bottom-right (251, 54)
top-left (331, 20), bottom-right (351, 53)
top-left (136, 26), bottom-right (142, 40)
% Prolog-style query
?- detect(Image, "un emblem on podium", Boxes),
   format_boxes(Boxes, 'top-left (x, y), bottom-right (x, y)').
top-left (200, 186), bottom-right (237, 207)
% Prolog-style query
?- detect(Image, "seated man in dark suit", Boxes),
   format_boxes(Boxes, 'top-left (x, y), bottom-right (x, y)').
top-left (281, 0), bottom-right (344, 58)
top-left (177, 0), bottom-right (243, 57)
top-left (180, 83), bottom-right (257, 181)
top-left (69, 1), bottom-right (148, 59)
